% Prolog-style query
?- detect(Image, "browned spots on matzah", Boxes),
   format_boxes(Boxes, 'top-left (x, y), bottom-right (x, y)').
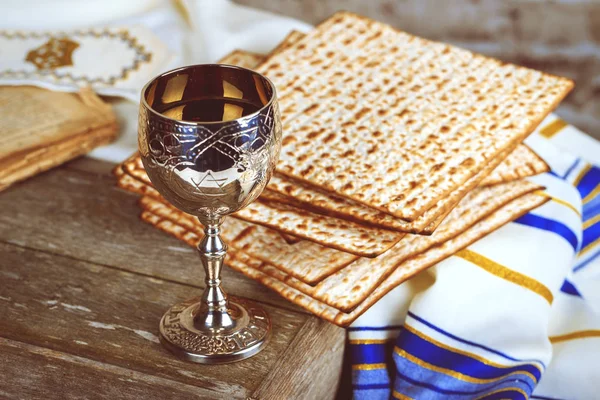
top-left (209, 192), bottom-right (549, 326)
top-left (257, 180), bottom-right (543, 311)
top-left (120, 142), bottom-right (548, 249)
top-left (480, 144), bottom-right (549, 186)
top-left (218, 50), bottom-right (265, 69)
top-left (138, 196), bottom-right (359, 284)
top-left (265, 145), bottom-right (505, 234)
top-left (256, 11), bottom-right (573, 221)
top-left (234, 200), bottom-right (403, 257)
top-left (115, 167), bottom-right (161, 199)
top-left (117, 41), bottom-right (554, 265)
top-left (266, 142), bottom-right (548, 234)
top-left (279, 232), bottom-right (302, 245)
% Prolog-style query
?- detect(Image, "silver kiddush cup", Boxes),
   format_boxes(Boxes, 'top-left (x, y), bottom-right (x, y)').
top-left (138, 64), bottom-right (281, 363)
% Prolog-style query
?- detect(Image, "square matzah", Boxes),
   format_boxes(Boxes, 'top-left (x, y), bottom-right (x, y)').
top-left (256, 12), bottom-right (572, 221)
top-left (120, 147), bottom-right (546, 257)
top-left (138, 180), bottom-right (542, 308)
top-left (142, 192), bottom-right (548, 326)
top-left (117, 36), bottom-right (552, 242)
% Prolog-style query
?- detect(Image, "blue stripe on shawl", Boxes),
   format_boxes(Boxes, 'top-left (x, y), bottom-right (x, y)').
top-left (560, 279), bottom-right (582, 296)
top-left (583, 200), bottom-right (600, 221)
top-left (349, 342), bottom-right (390, 365)
top-left (352, 383), bottom-right (390, 390)
top-left (562, 158), bottom-right (580, 180)
top-left (395, 327), bottom-right (541, 382)
top-left (393, 360), bottom-right (534, 397)
top-left (513, 213), bottom-right (579, 252)
top-left (576, 165), bottom-right (600, 199)
top-left (574, 247), bottom-right (600, 272)
top-left (407, 311), bottom-right (546, 368)
top-left (582, 220), bottom-right (600, 249)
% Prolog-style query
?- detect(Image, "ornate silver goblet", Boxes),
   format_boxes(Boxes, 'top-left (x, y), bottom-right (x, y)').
top-left (138, 64), bottom-right (281, 363)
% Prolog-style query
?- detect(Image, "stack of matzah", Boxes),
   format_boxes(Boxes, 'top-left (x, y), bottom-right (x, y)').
top-left (1, 87), bottom-right (118, 192)
top-left (115, 12), bottom-right (573, 326)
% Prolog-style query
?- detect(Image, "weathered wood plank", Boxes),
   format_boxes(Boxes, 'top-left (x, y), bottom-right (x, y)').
top-left (0, 337), bottom-right (218, 400)
top-left (64, 156), bottom-right (117, 176)
top-left (0, 242), bottom-right (308, 399)
top-left (251, 317), bottom-right (345, 400)
top-left (0, 159), bottom-right (345, 398)
top-left (0, 165), bottom-right (304, 312)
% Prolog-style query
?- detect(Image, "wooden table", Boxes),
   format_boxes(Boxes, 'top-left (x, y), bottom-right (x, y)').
top-left (0, 158), bottom-right (347, 400)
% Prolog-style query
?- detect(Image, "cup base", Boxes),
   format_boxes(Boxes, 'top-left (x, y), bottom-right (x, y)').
top-left (159, 296), bottom-right (271, 364)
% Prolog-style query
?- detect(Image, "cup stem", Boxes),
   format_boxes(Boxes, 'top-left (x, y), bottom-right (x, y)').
top-left (157, 213), bottom-right (271, 363)
top-left (195, 216), bottom-right (234, 330)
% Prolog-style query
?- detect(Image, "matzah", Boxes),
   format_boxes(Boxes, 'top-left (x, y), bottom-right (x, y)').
top-left (261, 182), bottom-right (543, 311)
top-left (224, 31), bottom-right (550, 190)
top-left (218, 49), bottom-right (265, 69)
top-left (219, 30), bottom-right (303, 69)
top-left (234, 199), bottom-right (403, 257)
top-left (265, 31), bottom-right (552, 193)
top-left (125, 155), bottom-right (404, 258)
top-left (143, 192), bottom-right (549, 326)
top-left (233, 192), bottom-right (550, 325)
top-left (264, 146), bottom-right (513, 234)
top-left (114, 164), bottom-right (161, 198)
top-left (120, 146), bottom-right (539, 257)
top-left (117, 41), bottom-right (554, 238)
top-left (2, 125), bottom-right (114, 186)
top-left (139, 196), bottom-right (359, 284)
top-left (205, 31), bottom-right (551, 192)
top-left (266, 143), bottom-right (548, 231)
top-left (256, 11), bottom-right (572, 221)
top-left (269, 30), bottom-right (307, 55)
top-left (120, 137), bottom-right (549, 238)
top-left (279, 232), bottom-right (302, 245)
top-left (231, 220), bottom-right (357, 282)
top-left (120, 130), bottom-right (549, 234)
top-left (144, 179), bottom-right (542, 307)
top-left (480, 144), bottom-right (549, 186)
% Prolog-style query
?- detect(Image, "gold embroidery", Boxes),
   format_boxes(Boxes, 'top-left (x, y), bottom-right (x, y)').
top-left (392, 390), bottom-right (414, 400)
top-left (539, 118), bottom-right (568, 139)
top-left (25, 37), bottom-right (79, 70)
top-left (0, 29), bottom-right (152, 85)
top-left (456, 249), bottom-right (554, 304)
top-left (394, 346), bottom-right (535, 384)
top-left (583, 214), bottom-right (600, 230)
top-left (550, 330), bottom-right (600, 343)
top-left (403, 324), bottom-right (542, 379)
top-left (573, 164), bottom-right (591, 187)
top-left (352, 363), bottom-right (387, 370)
top-left (583, 183), bottom-right (600, 204)
top-left (534, 191), bottom-right (580, 217)
top-left (580, 236), bottom-right (600, 256)
top-left (349, 338), bottom-right (393, 345)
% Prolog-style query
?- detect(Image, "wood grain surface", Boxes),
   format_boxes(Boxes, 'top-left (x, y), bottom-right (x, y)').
top-left (0, 158), bottom-right (346, 400)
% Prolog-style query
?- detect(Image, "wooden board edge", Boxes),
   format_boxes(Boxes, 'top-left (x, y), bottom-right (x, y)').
top-left (250, 317), bottom-right (345, 400)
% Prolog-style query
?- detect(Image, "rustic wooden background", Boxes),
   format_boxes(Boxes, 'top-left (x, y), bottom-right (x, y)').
top-left (0, 158), bottom-right (348, 399)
